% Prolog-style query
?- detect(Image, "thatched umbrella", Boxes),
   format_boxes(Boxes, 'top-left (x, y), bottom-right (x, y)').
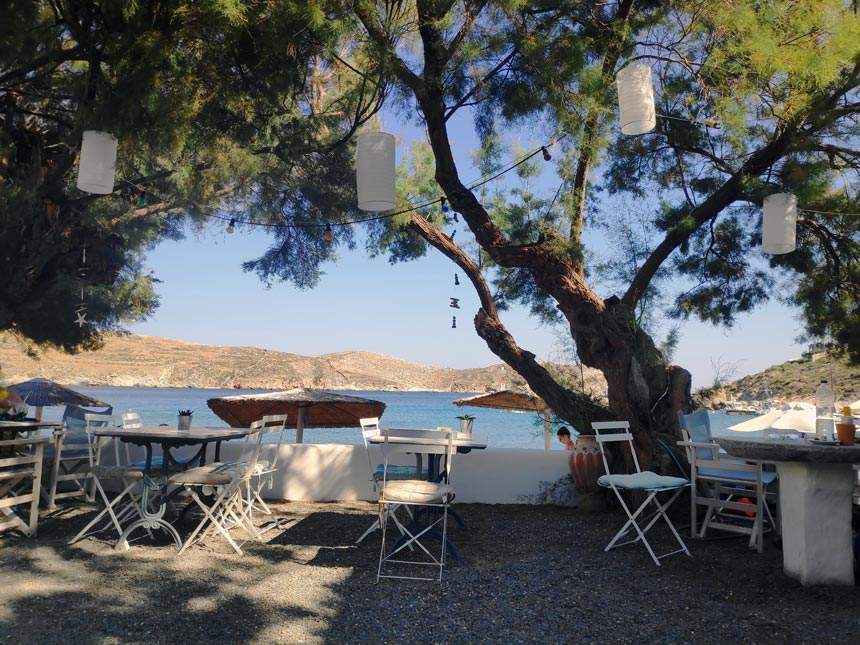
top-left (206, 388), bottom-right (386, 443)
top-left (453, 388), bottom-right (554, 450)
top-left (8, 378), bottom-right (107, 420)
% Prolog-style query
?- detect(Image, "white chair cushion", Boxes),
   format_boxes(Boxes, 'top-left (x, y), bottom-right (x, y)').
top-left (169, 464), bottom-right (236, 486)
top-left (382, 479), bottom-right (453, 504)
top-left (598, 471), bottom-right (688, 490)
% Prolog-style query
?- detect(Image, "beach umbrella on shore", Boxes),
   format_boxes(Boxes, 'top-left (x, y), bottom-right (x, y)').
top-left (8, 378), bottom-right (107, 420)
top-left (728, 408), bottom-right (815, 434)
top-left (453, 388), bottom-right (554, 450)
top-left (206, 388), bottom-right (386, 443)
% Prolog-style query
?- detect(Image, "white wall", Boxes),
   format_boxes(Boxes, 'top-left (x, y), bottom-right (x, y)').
top-left (110, 441), bottom-right (572, 504)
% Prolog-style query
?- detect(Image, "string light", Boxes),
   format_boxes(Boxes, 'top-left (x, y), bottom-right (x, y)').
top-left (541, 146), bottom-right (552, 161)
top-left (454, 274), bottom-right (460, 286)
top-left (452, 316), bottom-right (457, 329)
top-left (226, 218), bottom-right (235, 234)
top-left (324, 222), bottom-right (333, 241)
top-left (136, 192), bottom-right (146, 207)
top-left (441, 197), bottom-right (449, 212)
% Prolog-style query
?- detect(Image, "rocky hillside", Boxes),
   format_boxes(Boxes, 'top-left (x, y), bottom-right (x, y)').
top-left (696, 352), bottom-right (860, 407)
top-left (0, 332), bottom-right (607, 394)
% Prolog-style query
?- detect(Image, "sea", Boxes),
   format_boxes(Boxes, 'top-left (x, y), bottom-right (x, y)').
top-left (34, 386), bottom-right (758, 450)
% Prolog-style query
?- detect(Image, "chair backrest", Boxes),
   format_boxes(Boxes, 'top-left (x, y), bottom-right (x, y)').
top-left (678, 410), bottom-right (714, 462)
top-left (121, 412), bottom-right (143, 428)
top-left (63, 404), bottom-right (114, 432)
top-left (380, 427), bottom-right (456, 486)
top-left (260, 414), bottom-right (288, 469)
top-left (234, 420), bottom-right (267, 479)
top-left (592, 421), bottom-right (642, 475)
top-left (84, 413), bottom-right (117, 467)
top-left (359, 417), bottom-right (382, 486)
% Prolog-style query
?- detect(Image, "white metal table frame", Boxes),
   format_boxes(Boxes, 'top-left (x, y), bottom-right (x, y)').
top-left (92, 426), bottom-right (252, 551)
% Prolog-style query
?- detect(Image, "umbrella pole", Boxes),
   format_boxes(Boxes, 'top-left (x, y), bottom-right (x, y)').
top-left (543, 409), bottom-right (551, 451)
top-left (35, 405), bottom-right (44, 421)
top-left (296, 408), bottom-right (306, 444)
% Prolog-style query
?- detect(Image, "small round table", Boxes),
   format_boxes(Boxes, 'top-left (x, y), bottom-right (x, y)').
top-left (716, 436), bottom-right (860, 586)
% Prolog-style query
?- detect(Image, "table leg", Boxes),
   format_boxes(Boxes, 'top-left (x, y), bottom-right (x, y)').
top-left (115, 476), bottom-right (182, 552)
top-left (777, 462), bottom-right (856, 585)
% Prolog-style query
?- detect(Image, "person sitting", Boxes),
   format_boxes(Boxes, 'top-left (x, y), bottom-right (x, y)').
top-left (0, 365), bottom-right (26, 418)
top-left (557, 426), bottom-right (576, 451)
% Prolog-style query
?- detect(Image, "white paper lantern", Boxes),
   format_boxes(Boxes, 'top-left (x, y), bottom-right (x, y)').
top-left (77, 130), bottom-right (118, 194)
top-left (616, 63), bottom-right (656, 136)
top-left (762, 193), bottom-right (797, 254)
top-left (356, 131), bottom-right (395, 211)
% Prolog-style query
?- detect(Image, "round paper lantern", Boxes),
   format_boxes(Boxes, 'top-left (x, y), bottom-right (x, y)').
top-left (762, 193), bottom-right (797, 254)
top-left (356, 132), bottom-right (395, 211)
top-left (616, 63), bottom-right (656, 136)
top-left (77, 130), bottom-right (118, 194)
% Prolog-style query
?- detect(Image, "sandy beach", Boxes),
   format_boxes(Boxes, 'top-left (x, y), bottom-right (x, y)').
top-left (1, 499), bottom-right (858, 644)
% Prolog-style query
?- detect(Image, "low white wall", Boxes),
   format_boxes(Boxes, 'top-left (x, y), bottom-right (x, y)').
top-left (256, 443), bottom-right (571, 504)
top-left (112, 441), bottom-right (572, 504)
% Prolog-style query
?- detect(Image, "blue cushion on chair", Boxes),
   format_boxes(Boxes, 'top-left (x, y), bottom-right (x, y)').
top-left (374, 464), bottom-right (428, 480)
top-left (697, 466), bottom-right (777, 485)
top-left (598, 471), bottom-right (689, 490)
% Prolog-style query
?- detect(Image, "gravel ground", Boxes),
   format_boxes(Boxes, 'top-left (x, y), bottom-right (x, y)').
top-left (1, 500), bottom-right (858, 644)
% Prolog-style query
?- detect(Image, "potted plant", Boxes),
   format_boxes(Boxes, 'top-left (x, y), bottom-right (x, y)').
top-left (178, 409), bottom-right (193, 430)
top-left (456, 414), bottom-right (475, 434)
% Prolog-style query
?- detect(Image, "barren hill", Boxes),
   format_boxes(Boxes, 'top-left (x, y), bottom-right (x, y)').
top-left (0, 332), bottom-right (606, 395)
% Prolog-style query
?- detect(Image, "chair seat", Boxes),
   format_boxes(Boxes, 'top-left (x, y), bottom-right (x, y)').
top-left (168, 464), bottom-right (236, 486)
top-left (374, 464), bottom-right (427, 481)
top-left (382, 479), bottom-right (453, 504)
top-left (598, 471), bottom-right (689, 490)
top-left (698, 466), bottom-right (778, 485)
top-left (91, 465), bottom-right (147, 480)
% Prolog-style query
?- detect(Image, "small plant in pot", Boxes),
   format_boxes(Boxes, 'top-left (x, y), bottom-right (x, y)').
top-left (178, 409), bottom-right (193, 430)
top-left (456, 414), bottom-right (475, 434)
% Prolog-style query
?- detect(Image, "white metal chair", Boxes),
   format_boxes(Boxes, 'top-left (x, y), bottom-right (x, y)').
top-left (245, 414), bottom-right (288, 527)
top-left (45, 404), bottom-right (113, 508)
top-left (592, 421), bottom-right (691, 566)
top-left (0, 435), bottom-right (47, 537)
top-left (678, 410), bottom-right (778, 552)
top-left (168, 419), bottom-right (266, 555)
top-left (377, 428), bottom-right (456, 582)
top-left (356, 417), bottom-right (424, 544)
top-left (69, 413), bottom-right (152, 545)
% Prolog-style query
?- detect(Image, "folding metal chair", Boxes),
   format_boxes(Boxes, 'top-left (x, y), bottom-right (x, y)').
top-left (245, 414), bottom-right (288, 529)
top-left (592, 421), bottom-right (691, 566)
top-left (377, 428), bottom-right (456, 582)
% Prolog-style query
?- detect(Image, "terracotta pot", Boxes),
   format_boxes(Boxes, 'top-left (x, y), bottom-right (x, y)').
top-left (568, 435), bottom-right (604, 493)
top-left (835, 422), bottom-right (856, 446)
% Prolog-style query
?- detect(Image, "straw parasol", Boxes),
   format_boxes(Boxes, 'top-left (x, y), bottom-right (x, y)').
top-left (453, 388), bottom-right (554, 450)
top-left (728, 408), bottom-right (815, 434)
top-left (206, 388), bottom-right (386, 443)
top-left (8, 378), bottom-right (107, 420)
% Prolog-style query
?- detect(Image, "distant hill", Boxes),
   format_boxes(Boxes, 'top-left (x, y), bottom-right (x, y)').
top-left (0, 332), bottom-right (607, 395)
top-left (696, 353), bottom-right (860, 407)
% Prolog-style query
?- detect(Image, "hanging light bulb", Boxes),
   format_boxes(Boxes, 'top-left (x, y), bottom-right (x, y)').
top-left (226, 218), bottom-right (236, 234)
top-left (762, 193), bottom-right (797, 254)
top-left (453, 212), bottom-right (458, 222)
top-left (541, 146), bottom-right (552, 161)
top-left (452, 316), bottom-right (457, 329)
top-left (454, 273), bottom-right (460, 286)
top-left (136, 192), bottom-right (146, 207)
top-left (77, 130), bottom-right (118, 194)
top-left (324, 223), bottom-right (334, 241)
top-left (356, 132), bottom-right (396, 211)
top-left (616, 63), bottom-right (656, 135)
top-left (441, 197), bottom-right (450, 212)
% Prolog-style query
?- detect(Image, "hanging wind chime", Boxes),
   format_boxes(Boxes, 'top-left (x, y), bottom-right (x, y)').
top-left (75, 247), bottom-right (88, 327)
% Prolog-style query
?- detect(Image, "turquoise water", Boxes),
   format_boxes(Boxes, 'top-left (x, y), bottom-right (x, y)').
top-left (34, 385), bottom-right (758, 450)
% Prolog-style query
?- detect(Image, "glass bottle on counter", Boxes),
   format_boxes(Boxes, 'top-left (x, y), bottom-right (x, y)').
top-left (814, 379), bottom-right (835, 441)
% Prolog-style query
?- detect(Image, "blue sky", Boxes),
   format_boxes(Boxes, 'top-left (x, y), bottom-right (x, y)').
top-left (127, 112), bottom-right (808, 390)
top-left (127, 219), bottom-right (807, 390)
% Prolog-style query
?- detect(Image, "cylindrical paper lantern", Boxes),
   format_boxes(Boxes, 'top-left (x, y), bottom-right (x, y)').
top-left (616, 63), bottom-right (656, 136)
top-left (356, 131), bottom-right (395, 211)
top-left (77, 130), bottom-right (118, 194)
top-left (762, 193), bottom-right (797, 254)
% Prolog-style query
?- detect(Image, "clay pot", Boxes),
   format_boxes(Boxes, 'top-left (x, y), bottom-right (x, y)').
top-left (835, 422), bottom-right (856, 446)
top-left (569, 435), bottom-right (604, 493)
